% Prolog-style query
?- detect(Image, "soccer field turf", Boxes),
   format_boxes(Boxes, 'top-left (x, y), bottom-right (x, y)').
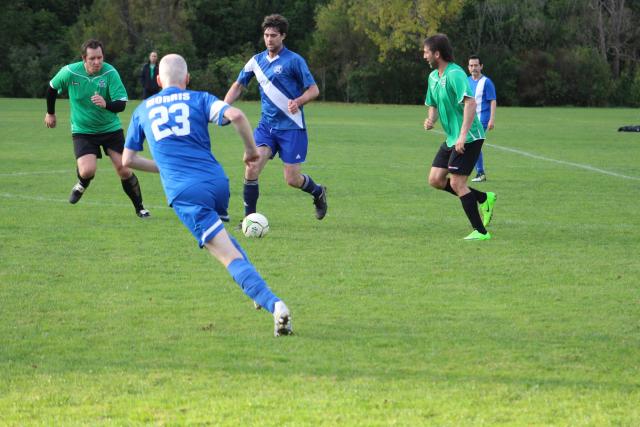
top-left (1, 98), bottom-right (639, 425)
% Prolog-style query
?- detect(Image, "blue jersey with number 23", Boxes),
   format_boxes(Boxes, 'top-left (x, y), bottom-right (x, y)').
top-left (125, 87), bottom-right (231, 205)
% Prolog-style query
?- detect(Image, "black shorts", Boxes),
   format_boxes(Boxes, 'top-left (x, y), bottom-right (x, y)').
top-left (72, 129), bottom-right (125, 159)
top-left (432, 139), bottom-right (484, 176)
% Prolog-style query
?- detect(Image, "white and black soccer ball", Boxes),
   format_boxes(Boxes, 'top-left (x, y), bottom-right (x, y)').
top-left (241, 213), bottom-right (269, 238)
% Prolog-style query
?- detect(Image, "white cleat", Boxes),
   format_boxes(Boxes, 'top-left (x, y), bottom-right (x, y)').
top-left (273, 301), bottom-right (293, 337)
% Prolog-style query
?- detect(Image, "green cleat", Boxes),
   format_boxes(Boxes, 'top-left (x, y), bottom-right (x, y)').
top-left (479, 192), bottom-right (497, 227)
top-left (464, 230), bottom-right (491, 241)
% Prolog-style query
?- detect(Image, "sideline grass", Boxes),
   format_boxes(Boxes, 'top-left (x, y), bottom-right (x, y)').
top-left (1, 98), bottom-right (639, 425)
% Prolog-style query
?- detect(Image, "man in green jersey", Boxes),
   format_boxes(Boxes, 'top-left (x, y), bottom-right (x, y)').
top-left (44, 39), bottom-right (149, 218)
top-left (423, 34), bottom-right (496, 240)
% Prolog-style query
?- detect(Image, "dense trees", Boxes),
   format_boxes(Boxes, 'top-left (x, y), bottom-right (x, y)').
top-left (1, 0), bottom-right (639, 106)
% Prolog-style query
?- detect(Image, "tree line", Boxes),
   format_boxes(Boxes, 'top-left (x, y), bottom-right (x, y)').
top-left (2, 0), bottom-right (639, 106)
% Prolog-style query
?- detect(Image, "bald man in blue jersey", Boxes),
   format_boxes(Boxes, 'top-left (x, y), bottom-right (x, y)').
top-left (123, 54), bottom-right (292, 337)
top-left (225, 14), bottom-right (327, 223)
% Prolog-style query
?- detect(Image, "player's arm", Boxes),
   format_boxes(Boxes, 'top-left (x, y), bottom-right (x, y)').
top-left (90, 94), bottom-right (126, 112)
top-left (488, 99), bottom-right (496, 130)
top-left (288, 84), bottom-right (319, 114)
top-left (455, 96), bottom-right (477, 154)
top-left (122, 148), bottom-right (159, 173)
top-left (223, 106), bottom-right (259, 166)
top-left (44, 85), bottom-right (58, 128)
top-left (224, 81), bottom-right (245, 105)
top-left (424, 106), bottom-right (438, 130)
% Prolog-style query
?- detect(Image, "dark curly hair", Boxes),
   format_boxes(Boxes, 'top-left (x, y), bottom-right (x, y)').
top-left (262, 14), bottom-right (288, 35)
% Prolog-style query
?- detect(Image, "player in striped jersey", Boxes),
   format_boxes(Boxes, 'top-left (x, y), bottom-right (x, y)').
top-left (224, 14), bottom-right (327, 223)
top-left (467, 55), bottom-right (497, 182)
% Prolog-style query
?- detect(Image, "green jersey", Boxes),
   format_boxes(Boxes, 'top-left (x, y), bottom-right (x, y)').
top-left (425, 62), bottom-right (485, 147)
top-left (50, 61), bottom-right (128, 134)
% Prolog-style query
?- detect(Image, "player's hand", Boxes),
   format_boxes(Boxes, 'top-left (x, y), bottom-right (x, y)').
top-left (424, 117), bottom-right (434, 130)
top-left (91, 93), bottom-right (106, 108)
top-left (455, 138), bottom-right (466, 154)
top-left (44, 113), bottom-right (57, 128)
top-left (243, 148), bottom-right (260, 166)
top-left (487, 120), bottom-right (495, 130)
top-left (287, 99), bottom-right (300, 114)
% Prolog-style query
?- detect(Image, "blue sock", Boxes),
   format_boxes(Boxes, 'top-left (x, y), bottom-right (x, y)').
top-left (475, 152), bottom-right (484, 174)
top-left (243, 179), bottom-right (259, 216)
top-left (301, 174), bottom-right (323, 198)
top-left (226, 258), bottom-right (279, 313)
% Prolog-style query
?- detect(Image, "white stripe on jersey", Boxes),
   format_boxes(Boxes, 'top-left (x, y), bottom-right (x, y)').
top-left (474, 76), bottom-right (487, 118)
top-left (246, 57), bottom-right (304, 128)
top-left (201, 219), bottom-right (223, 245)
top-left (209, 100), bottom-right (227, 124)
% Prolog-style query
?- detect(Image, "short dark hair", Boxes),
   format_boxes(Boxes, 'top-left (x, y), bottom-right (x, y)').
top-left (81, 39), bottom-right (104, 57)
top-left (468, 54), bottom-right (482, 64)
top-left (423, 34), bottom-right (454, 63)
top-left (262, 14), bottom-right (288, 35)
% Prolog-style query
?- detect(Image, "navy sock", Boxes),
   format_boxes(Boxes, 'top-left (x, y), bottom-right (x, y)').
top-left (227, 258), bottom-right (279, 313)
top-left (301, 174), bottom-right (323, 198)
top-left (243, 179), bottom-right (259, 216)
top-left (460, 192), bottom-right (487, 234)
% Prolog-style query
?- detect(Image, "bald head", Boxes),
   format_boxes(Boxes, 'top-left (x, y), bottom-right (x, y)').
top-left (158, 54), bottom-right (189, 89)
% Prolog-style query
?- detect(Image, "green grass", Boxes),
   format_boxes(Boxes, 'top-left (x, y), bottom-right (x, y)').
top-left (1, 98), bottom-right (639, 425)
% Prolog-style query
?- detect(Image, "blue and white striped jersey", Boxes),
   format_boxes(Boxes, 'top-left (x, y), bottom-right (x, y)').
top-left (468, 75), bottom-right (496, 129)
top-left (237, 46), bottom-right (316, 130)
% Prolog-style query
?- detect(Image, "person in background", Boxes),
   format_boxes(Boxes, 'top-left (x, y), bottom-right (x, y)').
top-left (140, 51), bottom-right (160, 99)
top-left (467, 54), bottom-right (496, 182)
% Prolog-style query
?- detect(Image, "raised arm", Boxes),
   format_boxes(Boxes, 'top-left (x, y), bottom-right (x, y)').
top-left (224, 82), bottom-right (245, 105)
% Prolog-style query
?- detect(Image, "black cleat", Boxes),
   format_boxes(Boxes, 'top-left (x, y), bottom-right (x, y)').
top-left (69, 182), bottom-right (85, 204)
top-left (136, 208), bottom-right (151, 218)
top-left (313, 186), bottom-right (327, 220)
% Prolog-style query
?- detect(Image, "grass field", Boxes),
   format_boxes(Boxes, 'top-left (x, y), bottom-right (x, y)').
top-left (1, 98), bottom-right (639, 426)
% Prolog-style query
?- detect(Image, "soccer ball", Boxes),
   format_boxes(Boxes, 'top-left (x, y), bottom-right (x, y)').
top-left (242, 213), bottom-right (270, 238)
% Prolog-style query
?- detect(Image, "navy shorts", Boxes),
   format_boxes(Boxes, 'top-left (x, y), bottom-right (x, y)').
top-left (254, 122), bottom-right (308, 164)
top-left (72, 129), bottom-right (124, 159)
top-left (171, 179), bottom-right (230, 248)
top-left (432, 139), bottom-right (484, 176)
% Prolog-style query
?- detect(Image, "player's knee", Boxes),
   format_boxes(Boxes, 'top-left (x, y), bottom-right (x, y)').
top-left (449, 177), bottom-right (466, 193)
top-left (245, 162), bottom-right (262, 179)
top-left (428, 175), bottom-right (444, 189)
top-left (78, 167), bottom-right (96, 179)
top-left (115, 165), bottom-right (131, 178)
top-left (284, 172), bottom-right (302, 188)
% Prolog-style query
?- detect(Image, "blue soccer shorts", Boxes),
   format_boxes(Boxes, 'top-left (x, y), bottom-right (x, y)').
top-left (171, 179), bottom-right (230, 247)
top-left (254, 122), bottom-right (308, 164)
